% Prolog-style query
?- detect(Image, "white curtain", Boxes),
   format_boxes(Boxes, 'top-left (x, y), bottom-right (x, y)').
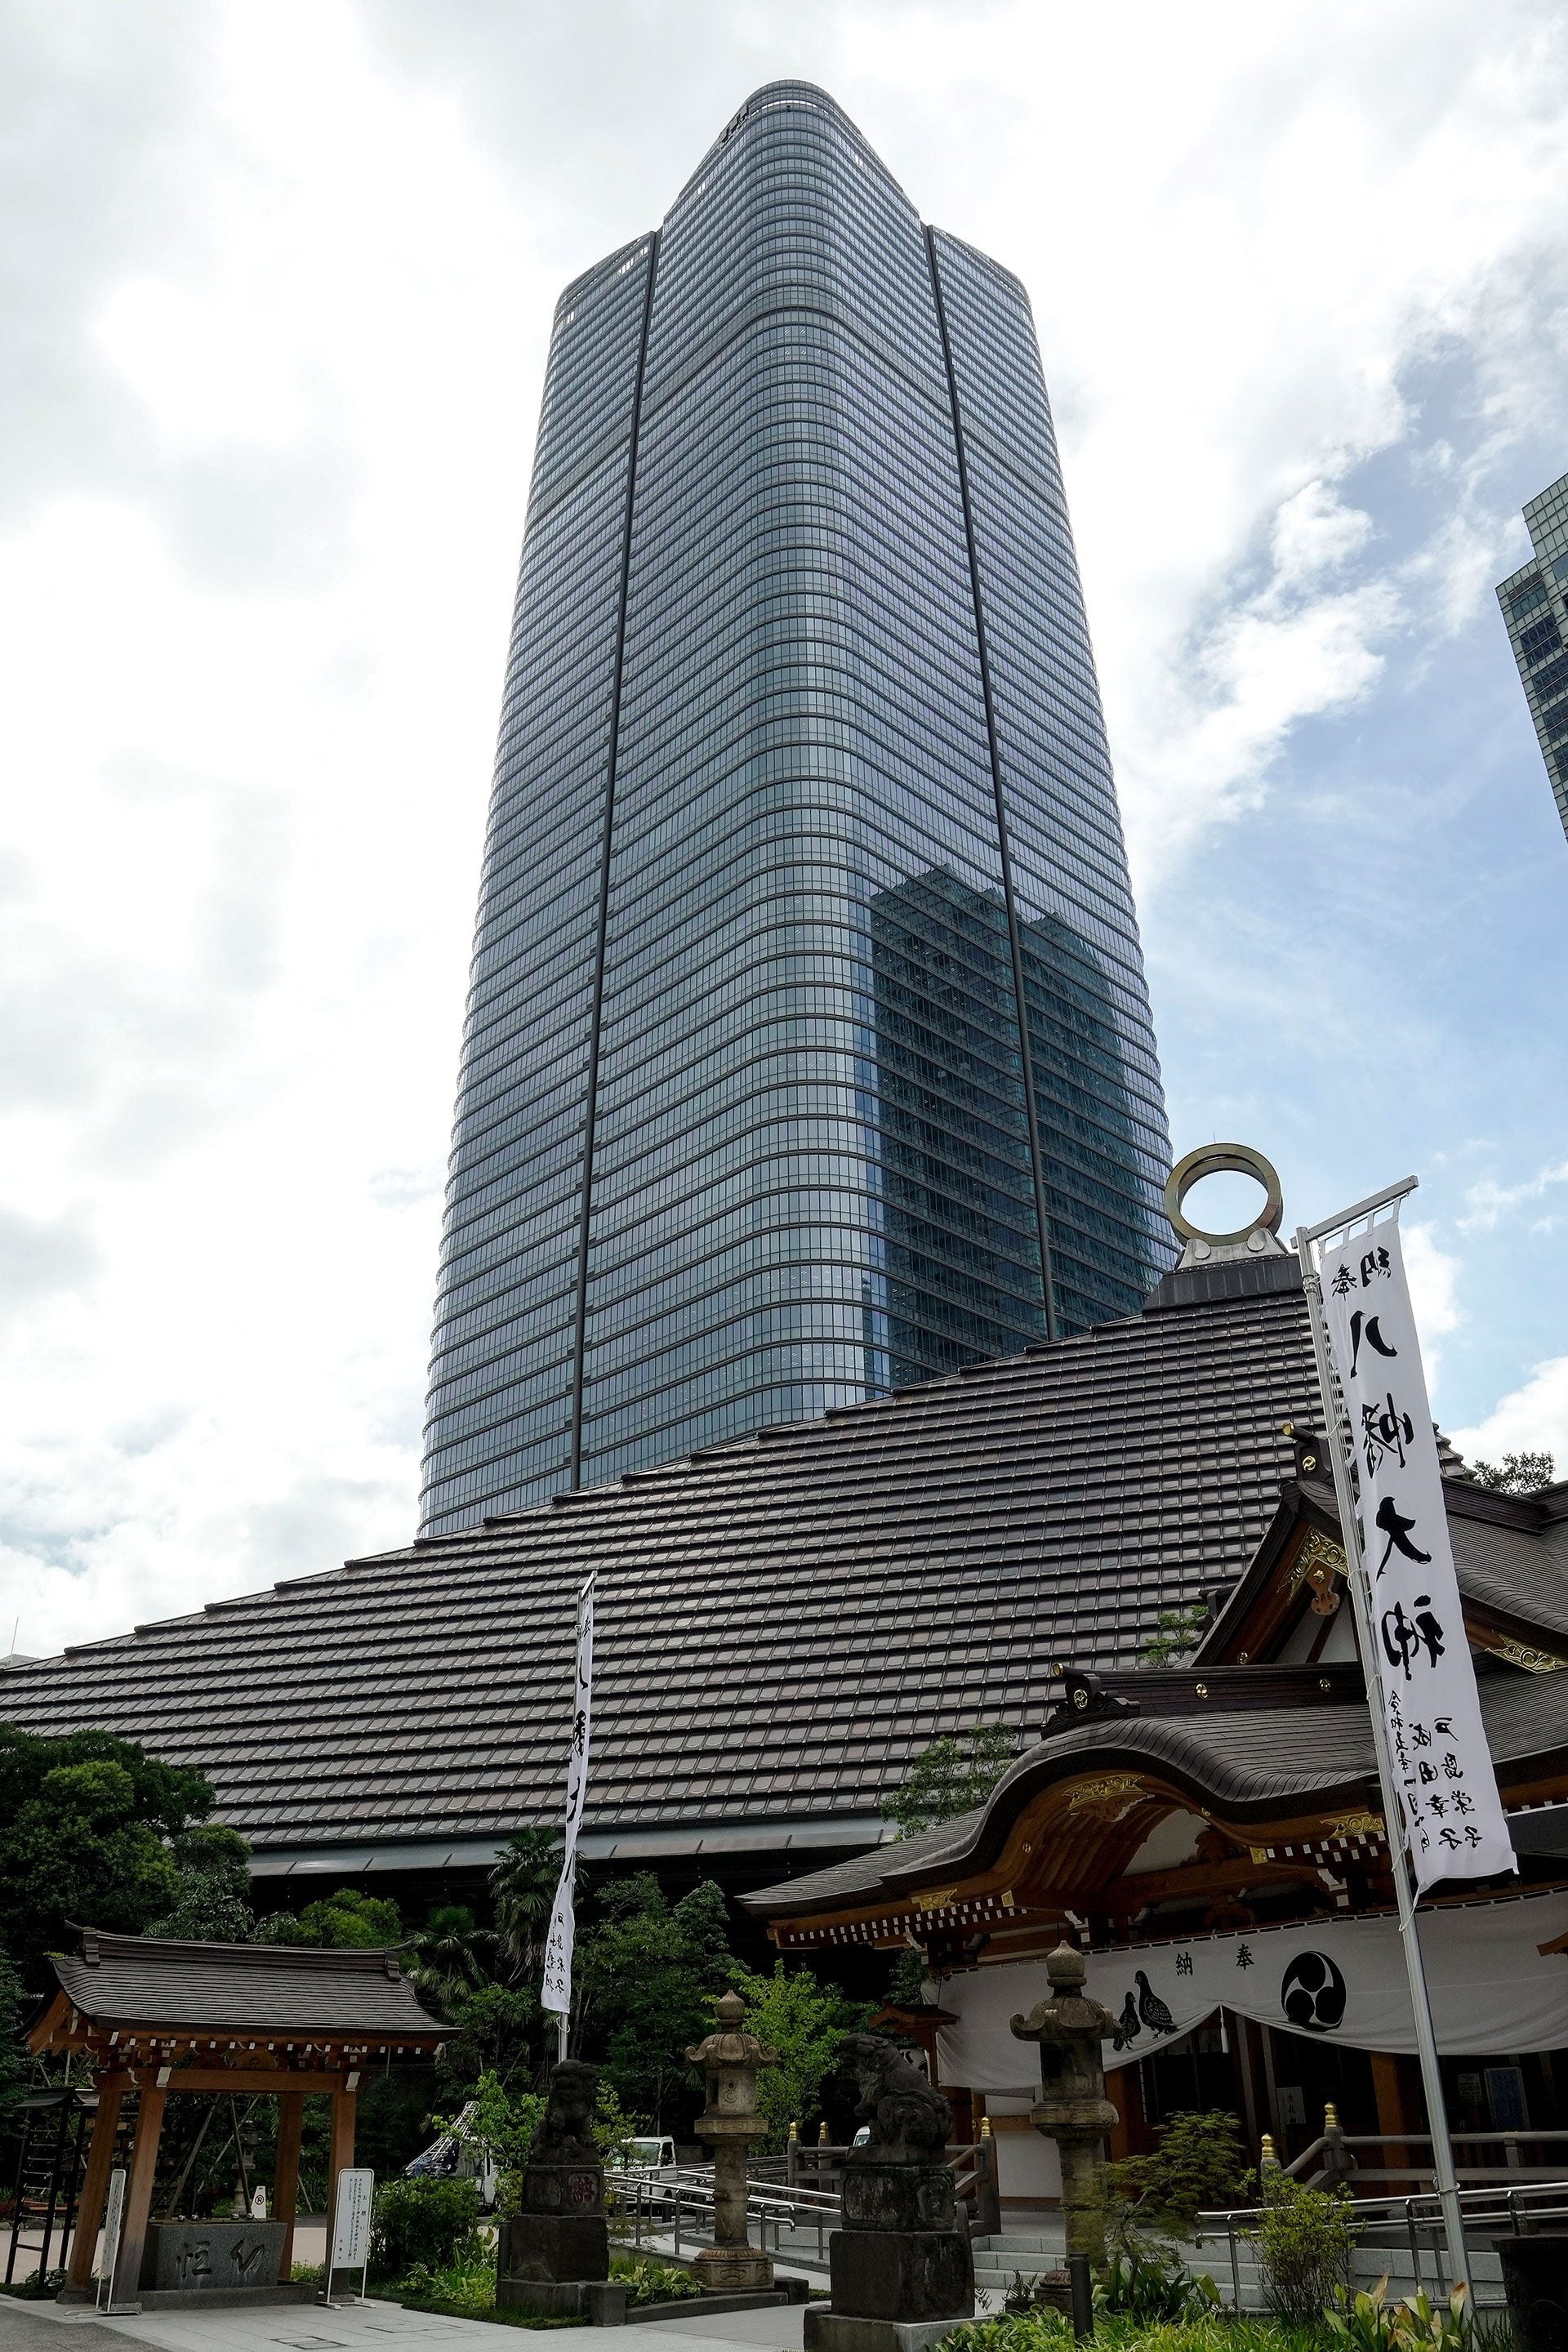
top-left (935, 1889), bottom-right (1568, 2096)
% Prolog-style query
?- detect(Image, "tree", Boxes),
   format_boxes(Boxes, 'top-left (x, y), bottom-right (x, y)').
top-left (490, 1830), bottom-right (563, 1985)
top-left (410, 1905), bottom-right (494, 2011)
top-left (576, 1875), bottom-right (735, 2127)
top-left (733, 1961), bottom-right (870, 2150)
top-left (254, 1887), bottom-right (403, 1949)
top-left (882, 1725), bottom-right (1018, 1840)
top-left (436, 1982), bottom-right (543, 2093)
top-left (1141, 1603), bottom-right (1211, 1669)
top-left (1472, 1450), bottom-right (1556, 1494)
top-left (1105, 2109), bottom-right (1247, 2236)
top-left (0, 1950), bottom-right (29, 2141)
top-left (885, 1946), bottom-right (930, 2006)
top-left (151, 1824), bottom-right (256, 1942)
top-left (0, 1726), bottom-right (216, 1987)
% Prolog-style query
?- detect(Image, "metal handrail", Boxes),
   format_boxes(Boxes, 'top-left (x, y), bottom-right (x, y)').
top-left (1192, 2176), bottom-right (1568, 2312)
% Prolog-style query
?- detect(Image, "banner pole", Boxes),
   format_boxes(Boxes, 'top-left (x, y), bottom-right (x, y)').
top-left (1294, 1208), bottom-right (1469, 2292)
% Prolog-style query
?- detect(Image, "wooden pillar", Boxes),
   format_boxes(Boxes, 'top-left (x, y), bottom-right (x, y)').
top-left (108, 2083), bottom-right (166, 2311)
top-left (274, 2091), bottom-right (305, 2279)
top-left (1371, 2051), bottom-right (1428, 2182)
top-left (66, 2080), bottom-right (124, 2294)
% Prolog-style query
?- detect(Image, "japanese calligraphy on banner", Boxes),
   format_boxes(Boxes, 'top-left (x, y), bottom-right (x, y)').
top-left (541, 1575), bottom-right (595, 2016)
top-left (1319, 1221), bottom-right (1514, 1891)
top-left (933, 1891), bottom-right (1568, 2093)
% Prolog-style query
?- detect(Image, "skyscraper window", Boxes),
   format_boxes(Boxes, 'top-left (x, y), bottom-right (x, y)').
top-left (1497, 466), bottom-right (1568, 845)
top-left (420, 82), bottom-right (1173, 1536)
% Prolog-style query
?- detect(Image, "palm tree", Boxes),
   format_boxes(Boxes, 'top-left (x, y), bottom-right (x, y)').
top-left (411, 1904), bottom-right (493, 2011)
top-left (490, 1829), bottom-right (564, 1986)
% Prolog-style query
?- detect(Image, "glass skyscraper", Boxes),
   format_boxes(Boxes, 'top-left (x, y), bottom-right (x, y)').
top-left (420, 82), bottom-right (1173, 1536)
top-left (1497, 467), bottom-right (1568, 845)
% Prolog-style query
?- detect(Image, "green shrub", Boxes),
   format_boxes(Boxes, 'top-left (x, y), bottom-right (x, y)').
top-left (1104, 2109), bottom-right (1249, 2237)
top-left (1098, 2247), bottom-right (1220, 2323)
top-left (1328, 2278), bottom-right (1475, 2352)
top-left (399, 2250), bottom-right (496, 2317)
top-left (609, 2254), bottom-right (707, 2305)
top-left (369, 2176), bottom-right (483, 2281)
top-left (1246, 2173), bottom-right (1359, 2322)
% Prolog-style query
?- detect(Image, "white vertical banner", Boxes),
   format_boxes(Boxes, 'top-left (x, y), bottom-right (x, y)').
top-left (1319, 1220), bottom-right (1515, 1891)
top-left (541, 1574), bottom-right (595, 2017)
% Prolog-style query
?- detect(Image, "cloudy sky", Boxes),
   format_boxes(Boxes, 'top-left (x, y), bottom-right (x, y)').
top-left (4, 0), bottom-right (1567, 1658)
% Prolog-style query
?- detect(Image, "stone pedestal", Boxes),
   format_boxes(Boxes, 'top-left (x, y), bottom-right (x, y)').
top-left (805, 2313), bottom-right (967, 2352)
top-left (138, 2220), bottom-right (285, 2293)
top-left (819, 2035), bottom-right (973, 2341)
top-left (497, 2157), bottom-right (608, 2286)
top-left (829, 2158), bottom-right (972, 2324)
top-left (497, 2060), bottom-right (610, 2294)
top-left (1490, 2235), bottom-right (1568, 2352)
top-left (494, 2276), bottom-right (627, 2324)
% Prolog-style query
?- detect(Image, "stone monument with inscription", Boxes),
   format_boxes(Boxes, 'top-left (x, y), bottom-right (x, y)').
top-left (804, 2034), bottom-right (973, 2352)
top-left (497, 2059), bottom-right (626, 2324)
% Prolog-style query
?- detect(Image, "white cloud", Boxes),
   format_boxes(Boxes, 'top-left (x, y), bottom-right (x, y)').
top-left (1271, 483), bottom-right (1376, 590)
top-left (1458, 1158), bottom-right (1568, 1233)
top-left (1402, 1222), bottom-right (1463, 1378)
top-left (1450, 1357), bottom-right (1568, 1479)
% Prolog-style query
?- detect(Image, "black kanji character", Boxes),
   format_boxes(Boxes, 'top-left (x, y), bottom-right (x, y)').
top-left (1350, 1310), bottom-right (1399, 1376)
top-left (1441, 1753), bottom-right (1462, 1780)
top-left (1412, 1722), bottom-right (1432, 1748)
top-left (1375, 1494), bottom-right (1432, 1573)
top-left (1175, 1953), bottom-right (1193, 1977)
top-left (1440, 1828), bottom-right (1461, 1850)
top-left (1236, 1944), bottom-right (1254, 1970)
top-left (1412, 1595), bottom-right (1446, 1666)
top-left (1454, 1792), bottom-right (1474, 1816)
top-left (1360, 1246), bottom-right (1392, 1286)
top-left (1362, 1392), bottom-right (1414, 1473)
top-left (1419, 1761), bottom-right (1437, 1784)
top-left (1429, 1795), bottom-right (1446, 1818)
top-left (1330, 1263), bottom-right (1356, 1298)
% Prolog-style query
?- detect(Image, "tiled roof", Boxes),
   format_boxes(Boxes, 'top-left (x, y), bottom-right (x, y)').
top-left (48, 1930), bottom-right (444, 2042)
top-left (746, 1672), bottom-right (1568, 1918)
top-left (0, 1269), bottom-right (1321, 1860)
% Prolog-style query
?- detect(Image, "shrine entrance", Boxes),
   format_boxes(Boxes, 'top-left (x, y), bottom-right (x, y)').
top-left (28, 1927), bottom-right (445, 2312)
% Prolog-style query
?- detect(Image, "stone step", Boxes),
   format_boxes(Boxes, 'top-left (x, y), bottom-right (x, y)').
top-left (971, 2236), bottom-right (1063, 2256)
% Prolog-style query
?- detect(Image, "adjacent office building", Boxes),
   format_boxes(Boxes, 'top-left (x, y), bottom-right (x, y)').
top-left (420, 82), bottom-right (1174, 1537)
top-left (1498, 467), bottom-right (1568, 845)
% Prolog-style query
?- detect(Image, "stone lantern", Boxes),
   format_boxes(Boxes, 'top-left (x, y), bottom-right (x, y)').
top-left (687, 1990), bottom-right (774, 2291)
top-left (1010, 1941), bottom-right (1120, 2263)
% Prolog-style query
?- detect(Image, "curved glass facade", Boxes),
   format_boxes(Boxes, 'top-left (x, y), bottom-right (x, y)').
top-left (421, 82), bottom-right (1172, 1535)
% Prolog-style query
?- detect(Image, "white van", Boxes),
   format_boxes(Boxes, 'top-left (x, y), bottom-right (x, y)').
top-left (625, 2135), bottom-right (677, 2177)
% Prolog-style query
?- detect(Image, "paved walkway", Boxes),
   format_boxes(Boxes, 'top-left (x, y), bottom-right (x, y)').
top-left (1, 2292), bottom-right (808, 2352)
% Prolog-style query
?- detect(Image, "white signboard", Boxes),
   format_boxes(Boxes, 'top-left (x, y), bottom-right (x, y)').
top-left (541, 1575), bottom-right (595, 2017)
top-left (330, 2167), bottom-right (375, 2270)
top-left (1319, 1220), bottom-right (1515, 1891)
top-left (934, 1889), bottom-right (1568, 2092)
top-left (98, 2167), bottom-right (127, 2307)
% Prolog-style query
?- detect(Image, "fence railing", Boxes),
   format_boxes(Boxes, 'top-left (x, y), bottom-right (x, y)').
top-left (1192, 2176), bottom-right (1568, 2313)
top-left (1288, 2122), bottom-right (1568, 2193)
top-left (607, 2136), bottom-right (1001, 2265)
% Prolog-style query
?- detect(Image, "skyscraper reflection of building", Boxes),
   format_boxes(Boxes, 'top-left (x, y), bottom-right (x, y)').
top-left (420, 82), bottom-right (1173, 1536)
